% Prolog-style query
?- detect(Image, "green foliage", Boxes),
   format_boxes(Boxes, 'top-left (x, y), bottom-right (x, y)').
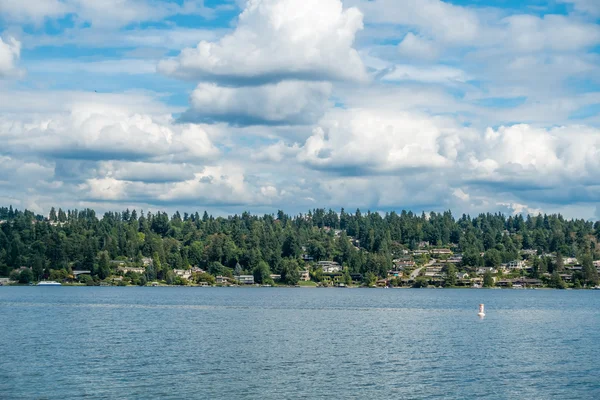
top-left (549, 271), bottom-right (566, 289)
top-left (253, 261), bottom-right (271, 284)
top-left (97, 251), bottom-right (111, 280)
top-left (79, 274), bottom-right (95, 286)
top-left (49, 269), bottom-right (69, 281)
top-left (281, 258), bottom-right (300, 285)
top-left (581, 254), bottom-right (599, 286)
top-left (193, 272), bottom-right (215, 285)
top-left (483, 249), bottom-right (502, 268)
top-left (444, 264), bottom-right (457, 287)
top-left (483, 271), bottom-right (495, 287)
top-left (363, 272), bottom-right (377, 287)
top-left (18, 268), bottom-right (34, 283)
top-left (412, 276), bottom-right (428, 288)
top-left (1, 205), bottom-right (600, 287)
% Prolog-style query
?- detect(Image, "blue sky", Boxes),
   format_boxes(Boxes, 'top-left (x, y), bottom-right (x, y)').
top-left (0, 0), bottom-right (600, 219)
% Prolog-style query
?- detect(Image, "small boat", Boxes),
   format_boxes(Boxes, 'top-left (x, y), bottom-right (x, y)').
top-left (593, 286), bottom-right (600, 290)
top-left (37, 281), bottom-right (61, 286)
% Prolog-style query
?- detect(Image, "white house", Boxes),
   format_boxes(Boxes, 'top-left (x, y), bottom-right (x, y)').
top-left (317, 261), bottom-right (341, 273)
top-left (236, 275), bottom-right (255, 284)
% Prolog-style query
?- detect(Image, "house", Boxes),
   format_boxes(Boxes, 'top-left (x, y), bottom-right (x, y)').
top-left (216, 276), bottom-right (230, 285)
top-left (560, 274), bottom-right (573, 283)
top-left (456, 272), bottom-right (470, 279)
top-left (425, 265), bottom-right (444, 277)
top-left (299, 270), bottom-right (310, 282)
top-left (448, 255), bottom-right (463, 264)
top-left (513, 278), bottom-right (543, 288)
top-left (72, 270), bottom-right (91, 278)
top-left (431, 248), bottom-right (452, 256)
top-left (317, 261), bottom-right (341, 273)
top-left (302, 254), bottom-right (314, 262)
top-left (174, 269), bottom-right (193, 280)
top-left (506, 260), bottom-right (525, 269)
top-left (141, 257), bottom-right (153, 266)
top-left (418, 241), bottom-right (430, 248)
top-left (393, 260), bottom-right (415, 269)
top-left (119, 266), bottom-right (145, 275)
top-left (412, 250), bottom-right (429, 256)
top-left (0, 277), bottom-right (10, 285)
top-left (476, 267), bottom-right (497, 275)
top-left (236, 275), bottom-right (255, 285)
top-left (269, 274), bottom-right (282, 281)
top-left (565, 257), bottom-right (578, 265)
top-left (521, 249), bottom-right (537, 256)
top-left (593, 260), bottom-right (600, 268)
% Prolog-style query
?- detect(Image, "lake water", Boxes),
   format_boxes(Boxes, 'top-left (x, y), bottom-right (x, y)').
top-left (1, 287), bottom-right (599, 399)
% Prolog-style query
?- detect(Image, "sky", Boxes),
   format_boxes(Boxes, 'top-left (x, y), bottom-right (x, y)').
top-left (0, 0), bottom-right (599, 219)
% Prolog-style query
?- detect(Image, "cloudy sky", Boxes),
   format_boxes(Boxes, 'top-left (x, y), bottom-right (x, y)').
top-left (0, 0), bottom-right (599, 218)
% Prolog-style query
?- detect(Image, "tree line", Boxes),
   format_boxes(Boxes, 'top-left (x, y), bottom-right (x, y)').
top-left (1, 205), bottom-right (599, 285)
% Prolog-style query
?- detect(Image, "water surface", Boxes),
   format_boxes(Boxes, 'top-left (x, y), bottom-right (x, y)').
top-left (1, 287), bottom-right (599, 399)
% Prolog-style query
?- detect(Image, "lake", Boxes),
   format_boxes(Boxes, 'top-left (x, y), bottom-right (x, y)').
top-left (1, 287), bottom-right (599, 399)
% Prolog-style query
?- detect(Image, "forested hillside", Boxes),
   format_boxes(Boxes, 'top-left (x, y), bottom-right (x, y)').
top-left (1, 205), bottom-right (600, 284)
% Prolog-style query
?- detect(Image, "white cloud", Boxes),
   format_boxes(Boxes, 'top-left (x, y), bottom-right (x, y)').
top-left (558, 0), bottom-right (600, 17)
top-left (501, 14), bottom-right (600, 53)
top-left (382, 64), bottom-right (469, 84)
top-left (184, 81), bottom-right (332, 125)
top-left (296, 108), bottom-right (462, 172)
top-left (159, 0), bottom-right (367, 83)
top-left (347, 0), bottom-right (480, 45)
top-left (0, 102), bottom-right (218, 162)
top-left (0, 36), bottom-right (21, 78)
top-left (0, 0), bottom-right (215, 28)
top-left (0, 0), bottom-right (70, 24)
top-left (397, 33), bottom-right (439, 61)
top-left (27, 59), bottom-right (157, 75)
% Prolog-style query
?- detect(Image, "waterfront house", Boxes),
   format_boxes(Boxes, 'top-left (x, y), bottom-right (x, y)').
top-left (119, 266), bottom-right (145, 275)
top-left (317, 261), bottom-right (341, 273)
top-left (72, 270), bottom-right (91, 278)
top-left (506, 260), bottom-right (525, 270)
top-left (216, 276), bottom-right (230, 285)
top-left (299, 270), bottom-right (310, 281)
top-left (425, 265), bottom-right (444, 277)
top-left (236, 275), bottom-right (255, 285)
top-left (269, 274), bottom-right (282, 282)
top-left (560, 274), bottom-right (573, 283)
top-left (174, 269), bottom-right (193, 280)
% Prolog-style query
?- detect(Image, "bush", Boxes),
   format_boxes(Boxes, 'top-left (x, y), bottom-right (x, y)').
top-left (79, 274), bottom-right (95, 286)
top-left (19, 269), bottom-right (34, 284)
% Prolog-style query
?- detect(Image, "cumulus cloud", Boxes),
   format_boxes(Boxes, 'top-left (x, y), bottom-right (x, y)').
top-left (0, 37), bottom-right (22, 78)
top-left (0, 103), bottom-right (218, 162)
top-left (347, 0), bottom-right (480, 45)
top-left (296, 108), bottom-right (463, 173)
top-left (80, 164), bottom-right (277, 207)
top-left (464, 124), bottom-right (600, 186)
top-left (159, 0), bottom-right (367, 83)
top-left (182, 81), bottom-right (332, 125)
